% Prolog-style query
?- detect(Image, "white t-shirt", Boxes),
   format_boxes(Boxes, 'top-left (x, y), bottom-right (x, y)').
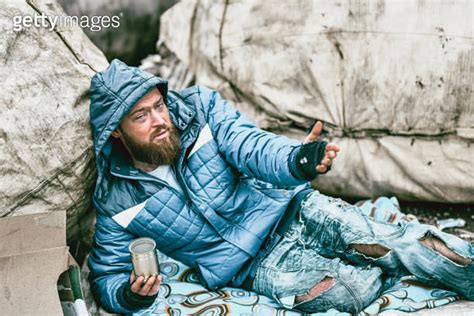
top-left (148, 165), bottom-right (184, 195)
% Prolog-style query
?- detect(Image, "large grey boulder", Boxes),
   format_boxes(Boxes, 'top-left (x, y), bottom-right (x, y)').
top-left (160, 0), bottom-right (474, 203)
top-left (0, 0), bottom-right (108, 241)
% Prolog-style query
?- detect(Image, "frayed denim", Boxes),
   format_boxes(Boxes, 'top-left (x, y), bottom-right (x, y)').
top-left (252, 191), bottom-right (474, 313)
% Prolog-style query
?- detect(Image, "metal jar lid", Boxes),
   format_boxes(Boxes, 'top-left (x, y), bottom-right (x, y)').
top-left (129, 237), bottom-right (156, 255)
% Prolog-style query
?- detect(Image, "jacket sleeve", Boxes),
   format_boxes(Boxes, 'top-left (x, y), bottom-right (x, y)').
top-left (87, 213), bottom-right (144, 314)
top-left (198, 86), bottom-right (307, 186)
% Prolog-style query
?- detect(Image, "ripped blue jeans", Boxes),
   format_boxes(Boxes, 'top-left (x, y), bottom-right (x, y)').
top-left (251, 191), bottom-right (474, 313)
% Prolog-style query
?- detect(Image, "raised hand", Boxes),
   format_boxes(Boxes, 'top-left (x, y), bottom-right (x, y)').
top-left (304, 121), bottom-right (340, 174)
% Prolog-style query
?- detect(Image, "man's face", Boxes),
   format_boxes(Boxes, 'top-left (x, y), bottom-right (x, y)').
top-left (111, 88), bottom-right (181, 168)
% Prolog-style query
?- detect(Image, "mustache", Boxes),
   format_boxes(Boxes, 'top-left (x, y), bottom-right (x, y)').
top-left (150, 125), bottom-right (169, 140)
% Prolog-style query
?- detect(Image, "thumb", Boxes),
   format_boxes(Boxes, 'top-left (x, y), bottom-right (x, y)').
top-left (304, 121), bottom-right (323, 144)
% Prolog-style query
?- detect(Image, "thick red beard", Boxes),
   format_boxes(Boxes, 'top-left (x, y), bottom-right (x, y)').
top-left (120, 124), bottom-right (181, 166)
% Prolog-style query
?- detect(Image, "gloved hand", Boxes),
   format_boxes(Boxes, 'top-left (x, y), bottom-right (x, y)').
top-left (118, 273), bottom-right (162, 310)
top-left (289, 121), bottom-right (340, 181)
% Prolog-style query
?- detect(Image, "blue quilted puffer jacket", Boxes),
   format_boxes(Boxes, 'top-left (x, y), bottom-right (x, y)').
top-left (87, 59), bottom-right (309, 313)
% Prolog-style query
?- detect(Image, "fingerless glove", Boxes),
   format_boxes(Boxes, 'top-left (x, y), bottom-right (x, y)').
top-left (288, 140), bottom-right (328, 181)
top-left (117, 281), bottom-right (157, 310)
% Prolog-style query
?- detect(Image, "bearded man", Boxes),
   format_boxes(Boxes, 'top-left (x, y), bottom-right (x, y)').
top-left (88, 60), bottom-right (473, 314)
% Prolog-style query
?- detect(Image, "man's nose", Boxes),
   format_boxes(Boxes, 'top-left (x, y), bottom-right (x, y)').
top-left (150, 109), bottom-right (166, 126)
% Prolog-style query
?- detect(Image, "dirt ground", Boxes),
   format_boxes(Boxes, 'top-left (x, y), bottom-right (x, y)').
top-left (399, 201), bottom-right (474, 242)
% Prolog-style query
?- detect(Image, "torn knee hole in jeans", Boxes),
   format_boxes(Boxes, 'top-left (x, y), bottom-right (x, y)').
top-left (349, 243), bottom-right (390, 259)
top-left (419, 232), bottom-right (471, 266)
top-left (295, 276), bottom-right (335, 303)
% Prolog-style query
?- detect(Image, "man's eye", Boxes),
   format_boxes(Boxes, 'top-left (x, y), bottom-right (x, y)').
top-left (134, 114), bottom-right (145, 121)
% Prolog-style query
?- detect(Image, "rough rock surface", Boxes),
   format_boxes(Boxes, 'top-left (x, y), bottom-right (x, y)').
top-left (140, 42), bottom-right (195, 91)
top-left (0, 0), bottom-right (108, 241)
top-left (160, 0), bottom-right (474, 203)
